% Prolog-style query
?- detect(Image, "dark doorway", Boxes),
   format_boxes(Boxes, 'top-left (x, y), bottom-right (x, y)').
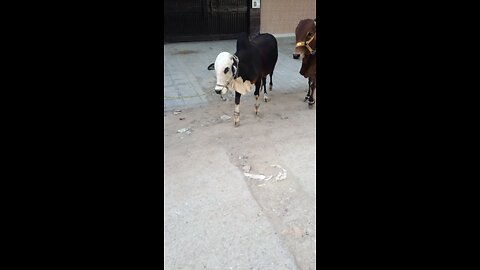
top-left (164, 0), bottom-right (250, 43)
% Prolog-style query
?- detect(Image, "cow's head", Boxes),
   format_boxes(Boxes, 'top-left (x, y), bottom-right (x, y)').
top-left (294, 19), bottom-right (316, 59)
top-left (213, 52), bottom-right (238, 95)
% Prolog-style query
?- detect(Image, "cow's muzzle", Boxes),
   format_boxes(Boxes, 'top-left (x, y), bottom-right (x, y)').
top-left (215, 84), bottom-right (227, 94)
top-left (293, 53), bottom-right (300, 59)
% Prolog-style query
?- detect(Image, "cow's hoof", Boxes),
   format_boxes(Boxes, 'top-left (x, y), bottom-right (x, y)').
top-left (234, 121), bottom-right (240, 127)
top-left (269, 85), bottom-right (273, 91)
top-left (304, 96), bottom-right (310, 102)
top-left (264, 96), bottom-right (269, 102)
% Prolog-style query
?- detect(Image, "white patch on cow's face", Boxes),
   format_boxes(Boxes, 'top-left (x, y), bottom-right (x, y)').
top-left (214, 52), bottom-right (235, 95)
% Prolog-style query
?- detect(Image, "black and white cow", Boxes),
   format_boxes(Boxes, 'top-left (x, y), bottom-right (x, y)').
top-left (211, 33), bottom-right (278, 127)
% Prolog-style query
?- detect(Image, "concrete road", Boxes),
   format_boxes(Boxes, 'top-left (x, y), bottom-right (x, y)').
top-left (164, 35), bottom-right (316, 270)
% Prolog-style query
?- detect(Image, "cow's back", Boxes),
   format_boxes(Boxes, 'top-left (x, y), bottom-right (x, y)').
top-left (250, 33), bottom-right (278, 75)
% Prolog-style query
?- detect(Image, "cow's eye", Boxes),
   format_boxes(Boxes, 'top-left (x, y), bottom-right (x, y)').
top-left (224, 67), bottom-right (230, 74)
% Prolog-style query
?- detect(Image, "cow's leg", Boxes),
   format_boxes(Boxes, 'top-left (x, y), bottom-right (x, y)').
top-left (262, 77), bottom-right (269, 102)
top-left (234, 91), bottom-right (241, 127)
top-left (269, 74), bottom-right (273, 91)
top-left (308, 77), bottom-right (316, 106)
top-left (254, 80), bottom-right (261, 115)
top-left (304, 77), bottom-right (311, 102)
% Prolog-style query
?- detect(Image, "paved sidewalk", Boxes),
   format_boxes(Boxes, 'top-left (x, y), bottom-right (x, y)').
top-left (164, 36), bottom-right (309, 111)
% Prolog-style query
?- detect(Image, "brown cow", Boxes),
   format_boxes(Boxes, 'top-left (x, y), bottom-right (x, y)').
top-left (294, 18), bottom-right (316, 106)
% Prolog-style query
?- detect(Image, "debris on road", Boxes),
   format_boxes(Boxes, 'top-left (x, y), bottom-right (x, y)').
top-left (258, 175), bottom-right (273, 186)
top-left (179, 117), bottom-right (186, 120)
top-left (177, 127), bottom-right (192, 134)
top-left (272, 164), bottom-right (287, 181)
top-left (248, 165), bottom-right (287, 185)
top-left (247, 171), bottom-right (275, 185)
top-left (173, 110), bottom-right (182, 115)
top-left (220, 114), bottom-right (231, 121)
top-left (244, 173), bottom-right (267, 180)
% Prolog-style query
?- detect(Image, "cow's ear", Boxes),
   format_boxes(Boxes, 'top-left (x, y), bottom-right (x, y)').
top-left (232, 54), bottom-right (238, 65)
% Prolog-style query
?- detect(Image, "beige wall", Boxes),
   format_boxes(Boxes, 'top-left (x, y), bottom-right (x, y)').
top-left (260, 0), bottom-right (316, 35)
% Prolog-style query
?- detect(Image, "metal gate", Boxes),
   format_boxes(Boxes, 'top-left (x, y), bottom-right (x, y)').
top-left (164, 0), bottom-right (249, 43)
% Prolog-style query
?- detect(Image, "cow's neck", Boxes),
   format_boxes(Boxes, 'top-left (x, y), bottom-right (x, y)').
top-left (300, 55), bottom-right (316, 77)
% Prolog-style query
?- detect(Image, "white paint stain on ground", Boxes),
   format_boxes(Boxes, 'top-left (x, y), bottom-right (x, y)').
top-left (272, 165), bottom-right (287, 181)
top-left (244, 165), bottom-right (287, 186)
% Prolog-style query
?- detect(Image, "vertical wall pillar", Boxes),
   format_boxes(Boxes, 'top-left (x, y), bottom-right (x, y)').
top-left (249, 1), bottom-right (260, 38)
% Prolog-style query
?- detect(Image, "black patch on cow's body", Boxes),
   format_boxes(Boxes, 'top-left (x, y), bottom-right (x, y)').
top-left (234, 33), bottom-right (278, 85)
